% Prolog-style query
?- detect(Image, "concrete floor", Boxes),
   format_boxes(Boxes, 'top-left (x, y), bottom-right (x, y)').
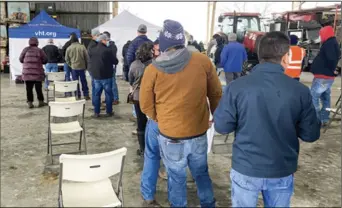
top-left (0, 73), bottom-right (341, 207)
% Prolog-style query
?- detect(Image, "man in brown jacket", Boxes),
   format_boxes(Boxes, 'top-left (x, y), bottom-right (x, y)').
top-left (140, 19), bottom-right (222, 208)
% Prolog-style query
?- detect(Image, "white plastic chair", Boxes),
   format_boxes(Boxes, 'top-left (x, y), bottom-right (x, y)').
top-left (58, 147), bottom-right (127, 207)
top-left (53, 81), bottom-right (79, 102)
top-left (48, 100), bottom-right (87, 164)
top-left (46, 72), bottom-right (66, 102)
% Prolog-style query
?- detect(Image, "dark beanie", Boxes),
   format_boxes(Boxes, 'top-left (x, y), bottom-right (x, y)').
top-left (159, 19), bottom-right (185, 52)
top-left (290, 35), bottom-right (298, 45)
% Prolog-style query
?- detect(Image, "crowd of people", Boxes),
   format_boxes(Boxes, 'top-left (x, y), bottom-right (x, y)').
top-left (18, 18), bottom-right (341, 207)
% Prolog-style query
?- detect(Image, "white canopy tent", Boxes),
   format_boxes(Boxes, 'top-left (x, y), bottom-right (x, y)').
top-left (93, 10), bottom-right (162, 76)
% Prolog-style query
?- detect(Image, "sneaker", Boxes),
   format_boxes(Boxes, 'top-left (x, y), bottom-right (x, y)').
top-left (38, 101), bottom-right (47, 107)
top-left (142, 200), bottom-right (162, 207)
top-left (28, 102), bottom-right (34, 109)
top-left (84, 96), bottom-right (91, 101)
top-left (132, 130), bottom-right (137, 135)
top-left (113, 100), bottom-right (120, 105)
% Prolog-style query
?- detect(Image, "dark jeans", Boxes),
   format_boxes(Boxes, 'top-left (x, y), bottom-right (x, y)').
top-left (25, 81), bottom-right (44, 102)
top-left (63, 63), bottom-right (72, 81)
top-left (134, 102), bottom-right (147, 132)
top-left (93, 78), bottom-right (113, 114)
top-left (224, 72), bottom-right (241, 86)
top-left (123, 65), bottom-right (129, 82)
top-left (112, 68), bottom-right (119, 101)
top-left (71, 70), bottom-right (89, 98)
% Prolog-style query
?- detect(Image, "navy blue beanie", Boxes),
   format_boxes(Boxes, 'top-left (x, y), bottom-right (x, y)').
top-left (159, 19), bottom-right (185, 52)
top-left (290, 35), bottom-right (299, 45)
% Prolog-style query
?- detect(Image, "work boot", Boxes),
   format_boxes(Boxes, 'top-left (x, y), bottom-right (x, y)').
top-left (142, 200), bottom-right (162, 207)
top-left (112, 100), bottom-right (120, 105)
top-left (137, 131), bottom-right (145, 157)
top-left (104, 112), bottom-right (114, 117)
top-left (38, 101), bottom-right (47, 107)
top-left (92, 113), bottom-right (100, 118)
top-left (27, 102), bottom-right (34, 109)
top-left (84, 96), bottom-right (91, 101)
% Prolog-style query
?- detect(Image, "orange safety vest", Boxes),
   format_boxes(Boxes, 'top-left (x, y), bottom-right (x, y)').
top-left (285, 46), bottom-right (306, 78)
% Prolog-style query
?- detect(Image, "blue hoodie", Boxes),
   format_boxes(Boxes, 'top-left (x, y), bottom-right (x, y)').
top-left (214, 62), bottom-right (321, 178)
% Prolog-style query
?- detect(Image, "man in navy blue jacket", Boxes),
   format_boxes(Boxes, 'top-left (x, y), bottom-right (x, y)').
top-left (220, 33), bottom-right (247, 85)
top-left (126, 24), bottom-right (153, 133)
top-left (310, 26), bottom-right (341, 126)
top-left (126, 24), bottom-right (153, 68)
top-left (214, 31), bottom-right (321, 207)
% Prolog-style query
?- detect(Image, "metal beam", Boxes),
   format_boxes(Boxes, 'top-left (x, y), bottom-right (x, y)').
top-left (209, 2), bottom-right (217, 41)
top-left (112, 1), bottom-right (119, 17)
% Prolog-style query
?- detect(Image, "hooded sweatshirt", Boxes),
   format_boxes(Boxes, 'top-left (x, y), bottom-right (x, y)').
top-left (139, 48), bottom-right (222, 139)
top-left (19, 37), bottom-right (47, 81)
top-left (311, 26), bottom-right (340, 79)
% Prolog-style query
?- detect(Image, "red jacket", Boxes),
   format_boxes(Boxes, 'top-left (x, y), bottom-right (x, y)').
top-left (19, 37), bottom-right (47, 81)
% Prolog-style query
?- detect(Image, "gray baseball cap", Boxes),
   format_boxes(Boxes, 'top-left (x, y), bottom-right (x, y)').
top-left (137, 24), bottom-right (147, 33)
top-left (97, 34), bottom-right (110, 41)
top-left (91, 28), bottom-right (101, 36)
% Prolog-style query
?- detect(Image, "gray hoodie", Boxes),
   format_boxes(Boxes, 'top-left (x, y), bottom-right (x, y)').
top-left (152, 48), bottom-right (192, 74)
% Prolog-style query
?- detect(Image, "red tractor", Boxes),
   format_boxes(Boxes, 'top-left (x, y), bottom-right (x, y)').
top-left (209, 12), bottom-right (265, 75)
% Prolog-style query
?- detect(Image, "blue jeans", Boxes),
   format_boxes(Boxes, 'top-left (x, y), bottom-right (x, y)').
top-left (71, 70), bottom-right (89, 98)
top-left (63, 63), bottom-right (72, 81)
top-left (93, 78), bottom-right (113, 114)
top-left (141, 120), bottom-right (161, 201)
top-left (112, 68), bottom-right (119, 101)
top-left (158, 133), bottom-right (215, 207)
top-left (44, 63), bottom-right (58, 89)
top-left (310, 78), bottom-right (334, 123)
top-left (132, 105), bottom-right (137, 118)
top-left (230, 169), bottom-right (294, 207)
top-left (91, 76), bottom-right (95, 106)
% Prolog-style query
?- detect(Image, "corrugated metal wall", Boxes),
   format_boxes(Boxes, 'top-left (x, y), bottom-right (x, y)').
top-left (57, 14), bottom-right (110, 32)
top-left (29, 2), bottom-right (111, 32)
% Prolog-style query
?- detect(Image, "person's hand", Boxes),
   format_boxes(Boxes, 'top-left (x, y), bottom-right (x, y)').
top-left (209, 120), bottom-right (213, 127)
top-left (334, 70), bottom-right (339, 75)
top-left (129, 86), bottom-right (133, 93)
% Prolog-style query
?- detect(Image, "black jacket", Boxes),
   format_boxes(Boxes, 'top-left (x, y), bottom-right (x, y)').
top-left (62, 33), bottom-right (77, 59)
top-left (42, 44), bottom-right (61, 63)
top-left (122, 41), bottom-right (131, 66)
top-left (87, 39), bottom-right (98, 54)
top-left (311, 37), bottom-right (340, 77)
top-left (214, 37), bottom-right (225, 68)
top-left (108, 41), bottom-right (119, 66)
top-left (88, 43), bottom-right (117, 80)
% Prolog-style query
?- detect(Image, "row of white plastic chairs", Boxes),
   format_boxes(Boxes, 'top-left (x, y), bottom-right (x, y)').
top-left (46, 72), bottom-right (127, 207)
